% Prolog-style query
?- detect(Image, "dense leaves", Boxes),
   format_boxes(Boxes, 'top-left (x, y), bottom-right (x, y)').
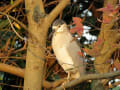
top-left (0, 0), bottom-right (120, 90)
top-left (97, 3), bottom-right (120, 24)
top-left (70, 17), bottom-right (83, 36)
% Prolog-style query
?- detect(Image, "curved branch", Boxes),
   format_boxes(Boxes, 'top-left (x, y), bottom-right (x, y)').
top-left (0, 0), bottom-right (23, 18)
top-left (55, 71), bottom-right (120, 90)
top-left (46, 0), bottom-right (70, 26)
top-left (0, 12), bottom-right (28, 31)
top-left (1, 62), bottom-right (120, 89)
top-left (0, 63), bottom-right (24, 77)
top-left (39, 0), bottom-right (45, 13)
top-left (0, 63), bottom-right (64, 88)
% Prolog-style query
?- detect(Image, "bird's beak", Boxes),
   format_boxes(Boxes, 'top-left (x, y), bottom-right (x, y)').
top-left (52, 26), bottom-right (58, 31)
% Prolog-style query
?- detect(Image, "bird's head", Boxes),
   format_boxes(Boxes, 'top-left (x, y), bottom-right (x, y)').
top-left (52, 19), bottom-right (67, 32)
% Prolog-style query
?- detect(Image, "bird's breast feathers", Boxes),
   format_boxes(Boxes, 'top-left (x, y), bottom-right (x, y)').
top-left (52, 20), bottom-right (85, 78)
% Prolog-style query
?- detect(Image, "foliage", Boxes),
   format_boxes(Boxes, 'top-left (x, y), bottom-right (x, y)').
top-left (70, 17), bottom-right (83, 36)
top-left (112, 86), bottom-right (120, 90)
top-left (0, 0), bottom-right (120, 90)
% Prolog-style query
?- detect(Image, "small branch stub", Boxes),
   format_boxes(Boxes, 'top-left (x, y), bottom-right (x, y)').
top-left (32, 5), bottom-right (46, 23)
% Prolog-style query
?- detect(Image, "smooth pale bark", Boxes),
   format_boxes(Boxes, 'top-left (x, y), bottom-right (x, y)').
top-left (24, 0), bottom-right (70, 90)
top-left (55, 71), bottom-right (120, 90)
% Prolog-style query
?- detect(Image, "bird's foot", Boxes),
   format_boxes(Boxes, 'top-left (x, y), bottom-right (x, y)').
top-left (67, 72), bottom-right (72, 82)
top-left (62, 83), bottom-right (66, 90)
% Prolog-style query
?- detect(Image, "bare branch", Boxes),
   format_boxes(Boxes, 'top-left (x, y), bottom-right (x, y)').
top-left (0, 63), bottom-right (64, 88)
top-left (0, 63), bottom-right (24, 77)
top-left (55, 71), bottom-right (120, 90)
top-left (7, 15), bottom-right (25, 40)
top-left (0, 12), bottom-right (28, 31)
top-left (44, 1), bottom-right (58, 7)
top-left (46, 0), bottom-right (70, 26)
top-left (1, 62), bottom-right (120, 89)
top-left (0, 0), bottom-right (23, 18)
top-left (39, 0), bottom-right (45, 13)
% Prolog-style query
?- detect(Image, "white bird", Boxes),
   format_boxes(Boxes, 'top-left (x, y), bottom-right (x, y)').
top-left (52, 19), bottom-right (85, 79)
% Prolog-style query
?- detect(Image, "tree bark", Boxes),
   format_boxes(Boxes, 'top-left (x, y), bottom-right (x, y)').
top-left (55, 71), bottom-right (120, 90)
top-left (93, 0), bottom-right (118, 89)
top-left (24, 0), bottom-right (46, 89)
top-left (24, 0), bottom-right (70, 89)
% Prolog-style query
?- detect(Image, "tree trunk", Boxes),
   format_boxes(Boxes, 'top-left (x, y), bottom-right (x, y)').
top-left (24, 0), bottom-right (70, 89)
top-left (24, 0), bottom-right (47, 89)
top-left (93, 0), bottom-right (118, 89)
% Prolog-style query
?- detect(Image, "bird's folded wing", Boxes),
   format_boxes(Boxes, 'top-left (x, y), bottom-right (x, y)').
top-left (55, 47), bottom-right (75, 71)
top-left (66, 40), bottom-right (84, 68)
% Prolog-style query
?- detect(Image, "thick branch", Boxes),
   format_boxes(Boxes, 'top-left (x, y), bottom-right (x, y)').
top-left (39, 0), bottom-right (45, 13)
top-left (0, 63), bottom-right (24, 77)
top-left (24, 0), bottom-right (48, 89)
top-left (0, 63), bottom-right (64, 88)
top-left (24, 0), bottom-right (70, 89)
top-left (46, 0), bottom-right (70, 26)
top-left (55, 71), bottom-right (120, 90)
top-left (1, 62), bottom-right (120, 89)
top-left (94, 0), bottom-right (118, 74)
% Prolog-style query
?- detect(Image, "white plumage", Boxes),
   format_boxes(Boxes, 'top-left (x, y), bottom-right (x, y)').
top-left (52, 19), bottom-right (85, 79)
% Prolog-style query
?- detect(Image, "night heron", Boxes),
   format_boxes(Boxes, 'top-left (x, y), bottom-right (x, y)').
top-left (52, 19), bottom-right (85, 79)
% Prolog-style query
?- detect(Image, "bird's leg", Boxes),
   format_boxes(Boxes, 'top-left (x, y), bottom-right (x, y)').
top-left (62, 83), bottom-right (66, 90)
top-left (61, 72), bottom-right (71, 90)
top-left (67, 72), bottom-right (71, 82)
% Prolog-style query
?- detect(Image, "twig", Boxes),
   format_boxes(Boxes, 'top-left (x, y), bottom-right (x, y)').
top-left (0, 56), bottom-right (26, 59)
top-left (6, 15), bottom-right (25, 40)
top-left (0, 5), bottom-right (10, 12)
top-left (0, 12), bottom-right (28, 31)
top-left (0, 83), bottom-right (23, 88)
top-left (44, 1), bottom-right (58, 7)
top-left (82, 2), bottom-right (94, 22)
top-left (12, 41), bottom-right (27, 53)
top-left (0, 0), bottom-right (23, 18)
top-left (46, 0), bottom-right (70, 26)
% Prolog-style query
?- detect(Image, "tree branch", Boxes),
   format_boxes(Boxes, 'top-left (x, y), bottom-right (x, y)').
top-left (0, 11), bottom-right (28, 31)
top-left (0, 63), bottom-right (24, 77)
top-left (55, 71), bottom-right (120, 90)
top-left (94, 0), bottom-right (118, 74)
top-left (39, 0), bottom-right (45, 13)
top-left (0, 0), bottom-right (23, 18)
top-left (1, 62), bottom-right (120, 89)
top-left (24, 0), bottom-right (69, 89)
top-left (0, 62), bottom-right (64, 88)
top-left (46, 0), bottom-right (70, 26)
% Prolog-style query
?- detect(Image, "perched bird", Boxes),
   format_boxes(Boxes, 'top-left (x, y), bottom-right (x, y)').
top-left (52, 19), bottom-right (85, 79)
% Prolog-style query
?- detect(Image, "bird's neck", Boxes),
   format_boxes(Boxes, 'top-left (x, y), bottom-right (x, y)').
top-left (56, 24), bottom-right (68, 33)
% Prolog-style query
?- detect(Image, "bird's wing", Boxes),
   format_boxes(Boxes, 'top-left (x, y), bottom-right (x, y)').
top-left (66, 40), bottom-right (85, 75)
top-left (52, 30), bottom-right (76, 70)
top-left (53, 46), bottom-right (75, 72)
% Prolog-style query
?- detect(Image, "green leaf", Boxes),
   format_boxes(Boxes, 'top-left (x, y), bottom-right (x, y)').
top-left (0, 73), bottom-right (3, 90)
top-left (112, 86), bottom-right (120, 90)
top-left (54, 74), bottom-right (60, 80)
top-left (0, 87), bottom-right (2, 90)
top-left (10, 0), bottom-right (14, 5)
top-left (0, 19), bottom-right (9, 29)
